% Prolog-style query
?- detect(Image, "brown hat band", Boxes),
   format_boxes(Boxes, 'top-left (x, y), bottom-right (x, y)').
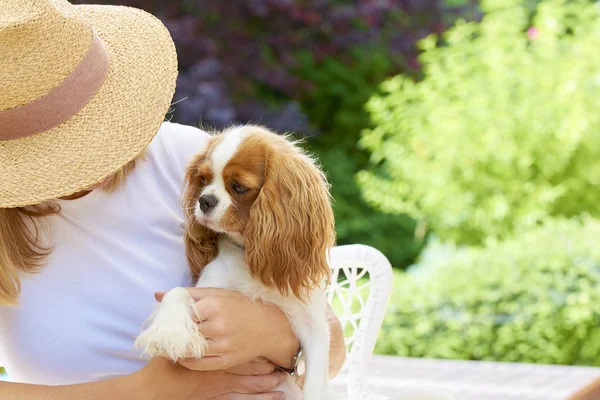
top-left (0, 30), bottom-right (109, 141)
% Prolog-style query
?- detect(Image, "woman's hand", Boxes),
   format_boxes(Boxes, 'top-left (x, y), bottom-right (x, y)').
top-left (138, 357), bottom-right (287, 400)
top-left (0, 358), bottom-right (287, 400)
top-left (155, 288), bottom-right (299, 371)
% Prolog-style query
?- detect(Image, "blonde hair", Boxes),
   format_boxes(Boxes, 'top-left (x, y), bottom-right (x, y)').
top-left (0, 158), bottom-right (139, 305)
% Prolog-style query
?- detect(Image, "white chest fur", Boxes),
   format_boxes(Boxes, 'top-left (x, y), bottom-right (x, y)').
top-left (135, 240), bottom-right (336, 400)
top-left (198, 241), bottom-right (327, 314)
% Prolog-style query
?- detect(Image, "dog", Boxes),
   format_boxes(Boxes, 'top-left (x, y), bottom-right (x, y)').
top-left (135, 125), bottom-right (337, 399)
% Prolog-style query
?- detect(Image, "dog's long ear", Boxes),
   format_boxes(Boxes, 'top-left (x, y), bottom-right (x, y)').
top-left (183, 151), bottom-right (219, 281)
top-left (244, 135), bottom-right (335, 301)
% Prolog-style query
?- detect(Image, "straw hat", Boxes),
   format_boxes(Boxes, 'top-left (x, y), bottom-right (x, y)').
top-left (0, 0), bottom-right (178, 208)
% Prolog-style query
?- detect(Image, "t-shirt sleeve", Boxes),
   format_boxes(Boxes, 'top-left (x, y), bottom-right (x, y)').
top-left (150, 122), bottom-right (210, 185)
top-left (158, 121), bottom-right (211, 178)
top-left (141, 122), bottom-right (211, 215)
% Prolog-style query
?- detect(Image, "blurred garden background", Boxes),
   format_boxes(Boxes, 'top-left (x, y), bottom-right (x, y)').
top-left (72, 0), bottom-right (600, 367)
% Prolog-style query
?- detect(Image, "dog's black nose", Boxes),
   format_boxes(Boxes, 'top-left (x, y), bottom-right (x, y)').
top-left (199, 194), bottom-right (219, 213)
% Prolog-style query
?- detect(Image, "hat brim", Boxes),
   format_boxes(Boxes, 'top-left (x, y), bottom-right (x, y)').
top-left (0, 4), bottom-right (178, 207)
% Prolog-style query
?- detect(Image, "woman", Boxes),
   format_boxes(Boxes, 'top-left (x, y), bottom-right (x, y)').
top-left (0, 1), bottom-right (345, 399)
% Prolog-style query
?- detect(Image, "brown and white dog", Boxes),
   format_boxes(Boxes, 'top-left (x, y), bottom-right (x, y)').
top-left (135, 125), bottom-right (337, 400)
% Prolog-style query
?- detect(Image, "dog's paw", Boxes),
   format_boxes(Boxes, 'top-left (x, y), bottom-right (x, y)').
top-left (135, 318), bottom-right (208, 361)
top-left (135, 289), bottom-right (207, 361)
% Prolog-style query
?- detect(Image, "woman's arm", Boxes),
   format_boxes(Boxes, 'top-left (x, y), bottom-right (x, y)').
top-left (171, 288), bottom-right (347, 377)
top-left (0, 373), bottom-right (137, 400)
top-left (0, 358), bottom-right (287, 400)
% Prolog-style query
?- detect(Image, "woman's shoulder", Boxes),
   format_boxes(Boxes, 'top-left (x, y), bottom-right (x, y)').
top-left (149, 121), bottom-right (211, 172)
top-left (137, 121), bottom-right (211, 190)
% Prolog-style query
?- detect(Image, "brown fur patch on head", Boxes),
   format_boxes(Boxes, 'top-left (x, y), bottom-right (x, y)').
top-left (182, 136), bottom-right (223, 280)
top-left (219, 133), bottom-right (267, 233)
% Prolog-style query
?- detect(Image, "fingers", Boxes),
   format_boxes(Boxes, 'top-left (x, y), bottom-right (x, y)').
top-left (154, 290), bottom-right (224, 322)
top-left (190, 300), bottom-right (213, 322)
top-left (195, 318), bottom-right (220, 337)
top-left (190, 295), bottom-right (234, 322)
top-left (179, 355), bottom-right (232, 371)
top-left (230, 371), bottom-right (288, 394)
top-left (221, 393), bottom-right (286, 400)
top-left (227, 360), bottom-right (278, 376)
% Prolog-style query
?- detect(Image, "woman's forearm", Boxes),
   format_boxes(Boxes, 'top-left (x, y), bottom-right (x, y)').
top-left (0, 372), bottom-right (142, 400)
top-left (2, 357), bottom-right (289, 400)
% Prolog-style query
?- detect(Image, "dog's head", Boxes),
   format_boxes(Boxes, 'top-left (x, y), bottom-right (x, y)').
top-left (183, 126), bottom-right (335, 300)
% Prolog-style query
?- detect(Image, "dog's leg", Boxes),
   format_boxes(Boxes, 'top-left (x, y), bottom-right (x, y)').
top-left (288, 293), bottom-right (337, 400)
top-left (135, 286), bottom-right (208, 361)
top-left (299, 323), bottom-right (337, 400)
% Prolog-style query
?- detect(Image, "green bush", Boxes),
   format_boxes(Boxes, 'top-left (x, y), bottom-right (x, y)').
top-left (300, 48), bottom-right (426, 268)
top-left (360, 0), bottom-right (600, 245)
top-left (376, 217), bottom-right (600, 365)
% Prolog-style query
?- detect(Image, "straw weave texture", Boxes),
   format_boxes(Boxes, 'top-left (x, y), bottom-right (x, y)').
top-left (0, 0), bottom-right (178, 207)
top-left (1, 0), bottom-right (90, 111)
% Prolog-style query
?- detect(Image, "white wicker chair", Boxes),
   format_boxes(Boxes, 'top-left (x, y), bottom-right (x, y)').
top-left (327, 245), bottom-right (458, 400)
top-left (327, 244), bottom-right (394, 400)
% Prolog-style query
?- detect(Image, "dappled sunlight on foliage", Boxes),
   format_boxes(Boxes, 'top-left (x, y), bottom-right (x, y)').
top-left (360, 0), bottom-right (600, 245)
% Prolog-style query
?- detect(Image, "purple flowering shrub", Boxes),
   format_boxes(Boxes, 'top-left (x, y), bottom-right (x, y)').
top-left (77, 0), bottom-right (476, 131)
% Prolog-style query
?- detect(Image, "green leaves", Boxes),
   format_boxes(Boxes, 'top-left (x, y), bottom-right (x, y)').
top-left (377, 217), bottom-right (600, 365)
top-left (301, 49), bottom-right (426, 269)
top-left (360, 0), bottom-right (600, 245)
top-left (364, 1), bottom-right (600, 365)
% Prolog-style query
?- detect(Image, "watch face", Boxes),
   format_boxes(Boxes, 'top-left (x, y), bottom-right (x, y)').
top-left (297, 355), bottom-right (306, 376)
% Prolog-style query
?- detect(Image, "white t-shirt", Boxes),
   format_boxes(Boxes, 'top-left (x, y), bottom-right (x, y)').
top-left (0, 122), bottom-right (210, 385)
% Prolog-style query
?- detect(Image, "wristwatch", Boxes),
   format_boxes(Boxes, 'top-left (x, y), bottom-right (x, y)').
top-left (288, 346), bottom-right (306, 376)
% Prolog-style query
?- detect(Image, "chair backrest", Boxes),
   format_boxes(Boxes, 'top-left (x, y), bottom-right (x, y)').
top-left (326, 244), bottom-right (394, 400)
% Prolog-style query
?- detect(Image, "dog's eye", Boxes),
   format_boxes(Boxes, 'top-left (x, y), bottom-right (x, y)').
top-left (200, 176), bottom-right (207, 185)
top-left (232, 183), bottom-right (249, 194)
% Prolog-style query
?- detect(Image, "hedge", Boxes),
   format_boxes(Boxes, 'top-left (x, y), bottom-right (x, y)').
top-left (376, 217), bottom-right (600, 366)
